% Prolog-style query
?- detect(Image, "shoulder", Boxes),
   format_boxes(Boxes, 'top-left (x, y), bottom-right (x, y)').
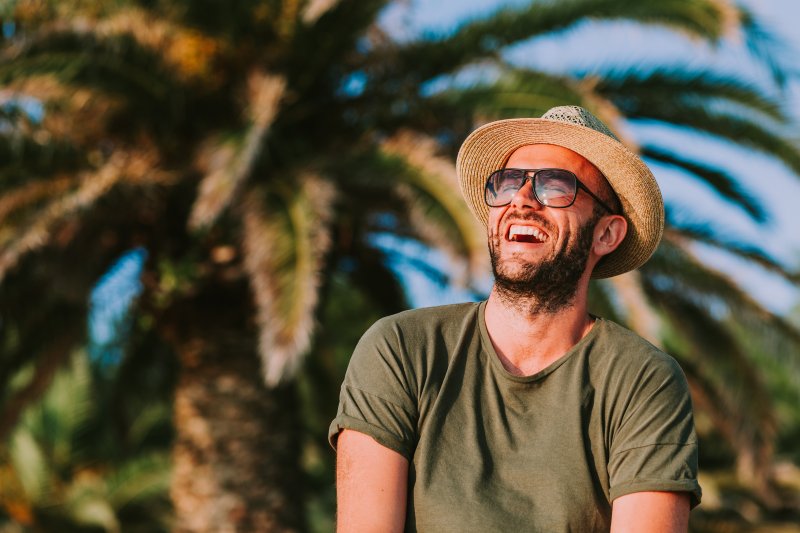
top-left (592, 318), bottom-right (682, 372)
top-left (377, 301), bottom-right (482, 325)
top-left (353, 302), bottom-right (482, 380)
top-left (589, 319), bottom-right (690, 403)
top-left (345, 302), bottom-right (481, 405)
top-left (366, 302), bottom-right (482, 342)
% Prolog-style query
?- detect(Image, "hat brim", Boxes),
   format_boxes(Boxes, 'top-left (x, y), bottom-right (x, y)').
top-left (456, 118), bottom-right (664, 279)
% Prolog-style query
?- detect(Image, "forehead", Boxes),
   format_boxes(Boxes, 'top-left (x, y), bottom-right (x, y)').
top-left (505, 144), bottom-right (601, 181)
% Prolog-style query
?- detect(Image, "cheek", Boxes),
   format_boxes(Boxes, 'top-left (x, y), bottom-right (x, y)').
top-left (554, 217), bottom-right (582, 247)
top-left (487, 209), bottom-right (504, 238)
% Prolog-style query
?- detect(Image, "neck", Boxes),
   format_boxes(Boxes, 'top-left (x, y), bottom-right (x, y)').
top-left (484, 283), bottom-right (595, 376)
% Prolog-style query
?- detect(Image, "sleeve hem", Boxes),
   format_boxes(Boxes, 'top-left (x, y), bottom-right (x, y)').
top-left (610, 479), bottom-right (702, 509)
top-left (328, 414), bottom-right (413, 461)
top-left (611, 441), bottom-right (697, 456)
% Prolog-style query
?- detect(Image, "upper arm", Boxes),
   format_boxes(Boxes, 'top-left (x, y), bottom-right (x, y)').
top-left (336, 429), bottom-right (409, 533)
top-left (610, 491), bottom-right (690, 533)
top-left (328, 317), bottom-right (419, 459)
top-left (607, 354), bottom-right (701, 506)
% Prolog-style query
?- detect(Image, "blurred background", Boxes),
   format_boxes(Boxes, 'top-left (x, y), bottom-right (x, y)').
top-left (0, 0), bottom-right (799, 531)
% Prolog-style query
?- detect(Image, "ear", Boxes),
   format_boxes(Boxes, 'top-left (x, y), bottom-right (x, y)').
top-left (592, 214), bottom-right (627, 258)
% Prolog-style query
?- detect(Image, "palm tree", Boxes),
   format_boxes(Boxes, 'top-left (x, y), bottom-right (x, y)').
top-left (1, 0), bottom-right (798, 529)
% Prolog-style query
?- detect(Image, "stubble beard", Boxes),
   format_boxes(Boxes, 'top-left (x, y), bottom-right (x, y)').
top-left (489, 209), bottom-right (602, 316)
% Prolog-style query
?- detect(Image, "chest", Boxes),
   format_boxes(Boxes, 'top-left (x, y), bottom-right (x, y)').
top-left (407, 351), bottom-right (613, 532)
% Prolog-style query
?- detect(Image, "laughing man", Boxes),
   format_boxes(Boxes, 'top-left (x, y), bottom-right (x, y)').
top-left (329, 106), bottom-right (701, 532)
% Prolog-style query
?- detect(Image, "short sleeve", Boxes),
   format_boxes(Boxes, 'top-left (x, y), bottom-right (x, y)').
top-left (607, 354), bottom-right (702, 507)
top-left (328, 317), bottom-right (419, 460)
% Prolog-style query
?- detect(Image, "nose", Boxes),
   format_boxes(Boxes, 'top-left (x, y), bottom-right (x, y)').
top-left (509, 176), bottom-right (544, 210)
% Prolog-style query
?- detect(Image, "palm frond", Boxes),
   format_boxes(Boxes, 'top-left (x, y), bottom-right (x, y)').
top-left (655, 285), bottom-right (774, 417)
top-left (9, 347), bottom-right (95, 472)
top-left (738, 5), bottom-right (797, 88)
top-left (0, 343), bottom-right (171, 530)
top-left (643, 238), bottom-right (800, 356)
top-left (0, 329), bottom-right (79, 441)
top-left (0, 149), bottom-right (157, 282)
top-left (0, 176), bottom-right (75, 222)
top-left (12, 0), bottom-right (132, 23)
top-left (189, 72), bottom-right (286, 230)
top-left (382, 0), bottom-right (738, 84)
top-left (241, 175), bottom-right (335, 386)
top-left (626, 103), bottom-right (800, 176)
top-left (664, 224), bottom-right (800, 285)
top-left (10, 5), bottom-right (225, 84)
top-left (423, 69), bottom-right (638, 150)
top-left (0, 449), bottom-right (36, 526)
top-left (1, 77), bottom-right (123, 147)
top-left (437, 69), bottom-right (582, 120)
top-left (344, 244), bottom-right (409, 316)
top-left (0, 30), bottom-right (192, 128)
top-left (592, 66), bottom-right (786, 122)
top-left (288, 0), bottom-right (388, 90)
top-left (644, 145), bottom-right (766, 222)
top-left (381, 130), bottom-right (487, 281)
top-left (0, 133), bottom-right (85, 185)
top-left (106, 452), bottom-right (171, 511)
top-left (62, 479), bottom-right (122, 533)
top-left (301, 0), bottom-right (341, 24)
top-left (649, 282), bottom-right (777, 486)
top-left (8, 430), bottom-right (49, 504)
top-left (1, 31), bottom-right (167, 96)
top-left (93, 7), bottom-right (224, 85)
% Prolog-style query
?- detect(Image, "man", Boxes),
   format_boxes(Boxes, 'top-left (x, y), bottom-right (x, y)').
top-left (329, 106), bottom-right (701, 532)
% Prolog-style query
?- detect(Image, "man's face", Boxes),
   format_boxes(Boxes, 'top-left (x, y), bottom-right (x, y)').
top-left (487, 144), bottom-right (608, 312)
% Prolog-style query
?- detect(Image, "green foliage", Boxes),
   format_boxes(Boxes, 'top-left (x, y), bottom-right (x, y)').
top-left (0, 349), bottom-right (173, 532)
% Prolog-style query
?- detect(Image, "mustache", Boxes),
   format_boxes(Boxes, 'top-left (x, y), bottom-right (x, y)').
top-left (502, 211), bottom-right (554, 233)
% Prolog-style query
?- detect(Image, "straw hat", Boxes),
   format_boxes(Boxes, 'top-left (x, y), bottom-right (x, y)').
top-left (456, 105), bottom-right (664, 279)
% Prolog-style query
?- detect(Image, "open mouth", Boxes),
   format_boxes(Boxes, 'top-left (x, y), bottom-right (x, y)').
top-left (507, 224), bottom-right (547, 243)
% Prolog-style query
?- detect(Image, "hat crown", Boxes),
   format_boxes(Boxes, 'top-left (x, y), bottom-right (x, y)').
top-left (541, 105), bottom-right (619, 141)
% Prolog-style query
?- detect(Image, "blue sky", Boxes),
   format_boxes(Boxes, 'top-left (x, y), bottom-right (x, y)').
top-left (379, 0), bottom-right (800, 315)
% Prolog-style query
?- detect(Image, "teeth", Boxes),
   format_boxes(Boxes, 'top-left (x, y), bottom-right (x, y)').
top-left (509, 224), bottom-right (546, 242)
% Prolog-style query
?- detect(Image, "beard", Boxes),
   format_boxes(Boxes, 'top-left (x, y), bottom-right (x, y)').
top-left (489, 208), bottom-right (601, 315)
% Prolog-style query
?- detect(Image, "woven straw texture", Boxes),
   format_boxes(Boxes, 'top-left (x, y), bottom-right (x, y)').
top-left (456, 107), bottom-right (664, 279)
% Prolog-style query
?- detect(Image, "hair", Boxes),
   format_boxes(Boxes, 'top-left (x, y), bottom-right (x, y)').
top-left (596, 172), bottom-right (623, 215)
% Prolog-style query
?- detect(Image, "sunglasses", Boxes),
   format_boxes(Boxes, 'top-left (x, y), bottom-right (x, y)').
top-left (484, 168), bottom-right (615, 214)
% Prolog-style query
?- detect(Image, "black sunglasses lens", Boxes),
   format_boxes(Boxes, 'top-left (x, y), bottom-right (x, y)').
top-left (534, 169), bottom-right (576, 207)
top-left (485, 169), bottom-right (526, 206)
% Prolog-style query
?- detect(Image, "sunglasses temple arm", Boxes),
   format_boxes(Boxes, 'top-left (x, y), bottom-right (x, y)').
top-left (578, 182), bottom-right (615, 214)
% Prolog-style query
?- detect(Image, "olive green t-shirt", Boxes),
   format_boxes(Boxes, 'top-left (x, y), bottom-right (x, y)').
top-left (329, 302), bottom-right (701, 532)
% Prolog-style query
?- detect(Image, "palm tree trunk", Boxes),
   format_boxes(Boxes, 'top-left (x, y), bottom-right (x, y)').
top-left (164, 280), bottom-right (306, 532)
